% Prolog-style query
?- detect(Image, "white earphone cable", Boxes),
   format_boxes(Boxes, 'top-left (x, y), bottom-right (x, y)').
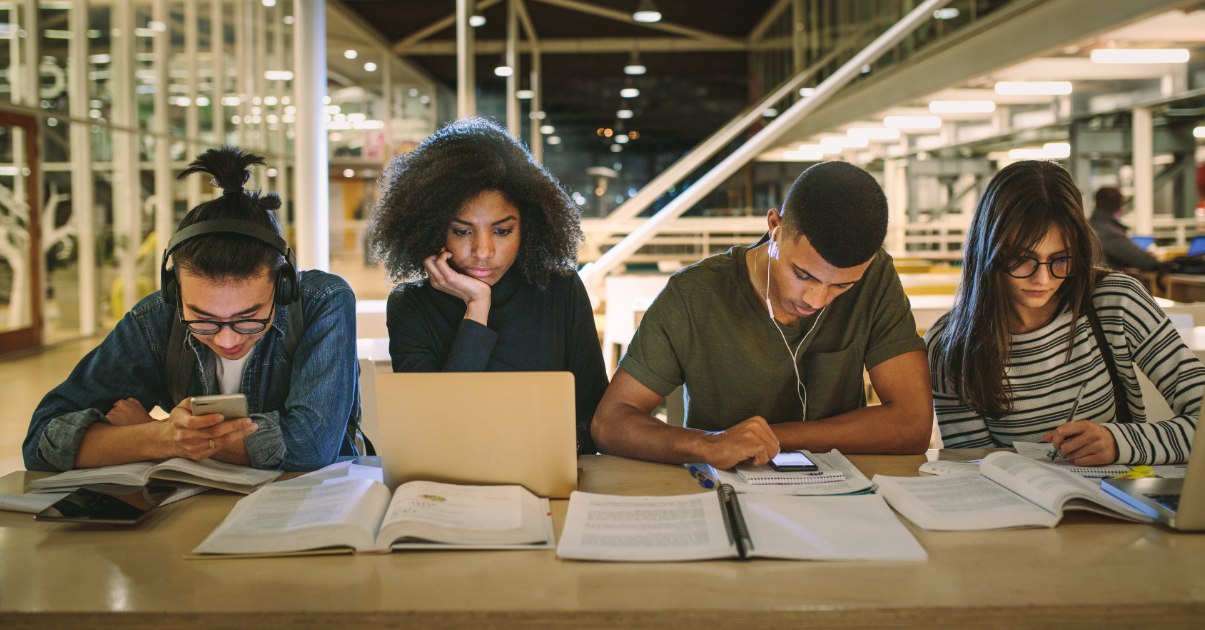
top-left (759, 231), bottom-right (824, 420)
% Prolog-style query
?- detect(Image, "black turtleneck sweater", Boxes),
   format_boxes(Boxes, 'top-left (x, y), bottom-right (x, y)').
top-left (386, 266), bottom-right (608, 454)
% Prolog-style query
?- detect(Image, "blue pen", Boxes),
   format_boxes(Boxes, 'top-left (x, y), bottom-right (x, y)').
top-left (688, 465), bottom-right (715, 489)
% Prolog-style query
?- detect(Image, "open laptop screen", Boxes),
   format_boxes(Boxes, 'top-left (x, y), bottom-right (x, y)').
top-left (1131, 236), bottom-right (1156, 251)
top-left (1189, 236), bottom-right (1205, 257)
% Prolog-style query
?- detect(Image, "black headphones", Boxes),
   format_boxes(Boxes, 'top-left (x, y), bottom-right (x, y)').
top-left (160, 219), bottom-right (301, 307)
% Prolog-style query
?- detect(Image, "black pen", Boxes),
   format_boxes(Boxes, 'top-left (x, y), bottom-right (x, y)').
top-left (1050, 382), bottom-right (1087, 461)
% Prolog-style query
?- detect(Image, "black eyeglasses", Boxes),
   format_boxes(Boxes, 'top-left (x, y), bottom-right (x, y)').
top-left (1004, 256), bottom-right (1072, 279)
top-left (179, 298), bottom-right (277, 335)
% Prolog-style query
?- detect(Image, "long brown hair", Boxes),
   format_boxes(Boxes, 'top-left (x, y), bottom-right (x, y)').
top-left (932, 160), bottom-right (1104, 418)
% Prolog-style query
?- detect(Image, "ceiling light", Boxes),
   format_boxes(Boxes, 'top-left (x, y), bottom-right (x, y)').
top-left (821, 136), bottom-right (868, 148)
top-left (632, 0), bottom-right (661, 23)
top-left (620, 88), bottom-right (640, 98)
top-left (344, 49), bottom-right (357, 59)
top-left (547, 136), bottom-right (561, 145)
top-left (847, 127), bottom-right (901, 140)
top-left (1007, 142), bottom-right (1070, 159)
top-left (929, 100), bottom-right (996, 114)
top-left (624, 51), bottom-right (646, 75)
top-left (517, 89), bottom-right (534, 99)
top-left (617, 109), bottom-right (633, 119)
top-left (494, 65), bottom-right (513, 77)
top-left (783, 146), bottom-right (825, 161)
top-left (994, 81), bottom-right (1072, 95)
top-left (1091, 49), bottom-right (1189, 64)
top-left (540, 125), bottom-right (554, 134)
top-left (933, 8), bottom-right (958, 19)
top-left (469, 14), bottom-right (486, 27)
top-left (884, 115), bottom-right (942, 129)
top-left (363, 62), bottom-right (377, 72)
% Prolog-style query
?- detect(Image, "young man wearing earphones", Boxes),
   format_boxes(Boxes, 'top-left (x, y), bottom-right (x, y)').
top-left (592, 161), bottom-right (933, 469)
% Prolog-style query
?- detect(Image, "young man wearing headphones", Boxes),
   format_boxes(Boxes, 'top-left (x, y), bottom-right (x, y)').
top-left (592, 161), bottom-right (933, 469)
top-left (24, 147), bottom-right (362, 472)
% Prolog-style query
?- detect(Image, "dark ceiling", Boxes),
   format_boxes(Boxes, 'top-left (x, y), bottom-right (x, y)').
top-left (342, 0), bottom-right (777, 200)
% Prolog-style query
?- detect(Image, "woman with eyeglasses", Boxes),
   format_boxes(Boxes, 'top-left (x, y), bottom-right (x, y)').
top-left (926, 160), bottom-right (1202, 466)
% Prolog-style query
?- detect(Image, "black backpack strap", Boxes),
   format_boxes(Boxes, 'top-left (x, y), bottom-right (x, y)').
top-left (1086, 301), bottom-right (1134, 424)
top-left (165, 311), bottom-right (196, 407)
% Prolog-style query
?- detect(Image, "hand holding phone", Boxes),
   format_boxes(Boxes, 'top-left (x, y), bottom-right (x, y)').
top-left (191, 394), bottom-right (248, 420)
top-left (770, 451), bottom-right (818, 472)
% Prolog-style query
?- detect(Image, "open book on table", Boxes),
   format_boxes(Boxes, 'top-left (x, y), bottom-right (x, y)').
top-left (27, 458), bottom-right (281, 495)
top-left (875, 452), bottom-right (1156, 531)
top-left (556, 485), bottom-right (926, 562)
top-left (192, 479), bottom-right (554, 557)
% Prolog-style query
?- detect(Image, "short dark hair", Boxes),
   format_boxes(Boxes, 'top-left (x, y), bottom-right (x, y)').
top-left (781, 161), bottom-right (887, 268)
top-left (366, 117), bottom-right (582, 290)
top-left (173, 146), bottom-right (284, 281)
top-left (1094, 187), bottom-right (1124, 215)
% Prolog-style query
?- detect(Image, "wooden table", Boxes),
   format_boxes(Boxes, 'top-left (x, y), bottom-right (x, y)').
top-left (1, 450), bottom-right (1203, 629)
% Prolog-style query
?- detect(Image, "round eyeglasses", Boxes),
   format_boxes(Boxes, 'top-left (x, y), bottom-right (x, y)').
top-left (179, 301), bottom-right (276, 335)
top-left (1004, 256), bottom-right (1071, 279)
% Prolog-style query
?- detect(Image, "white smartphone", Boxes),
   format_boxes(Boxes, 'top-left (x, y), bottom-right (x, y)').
top-left (191, 394), bottom-right (249, 420)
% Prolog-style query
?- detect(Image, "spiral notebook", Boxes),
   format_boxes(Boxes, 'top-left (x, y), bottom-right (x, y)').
top-left (735, 451), bottom-right (847, 485)
top-left (1011, 442), bottom-right (1131, 479)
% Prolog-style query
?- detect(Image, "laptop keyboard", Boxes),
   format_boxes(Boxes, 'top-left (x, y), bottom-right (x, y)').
top-left (1144, 494), bottom-right (1181, 512)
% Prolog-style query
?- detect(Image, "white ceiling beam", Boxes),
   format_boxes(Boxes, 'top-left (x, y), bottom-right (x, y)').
top-left (391, 0), bottom-right (505, 52)
top-left (397, 37), bottom-right (747, 55)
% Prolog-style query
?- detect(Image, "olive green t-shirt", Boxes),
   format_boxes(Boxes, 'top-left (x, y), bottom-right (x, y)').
top-left (619, 245), bottom-right (926, 431)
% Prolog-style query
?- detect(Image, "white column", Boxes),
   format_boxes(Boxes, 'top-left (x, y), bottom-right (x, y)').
top-left (505, 0), bottom-right (519, 136)
top-left (70, 0), bottom-right (95, 335)
top-left (22, 0), bottom-right (37, 104)
top-left (1133, 106), bottom-right (1154, 236)
top-left (185, 0), bottom-right (200, 209)
top-left (254, 0), bottom-right (267, 150)
top-left (456, 0), bottom-right (475, 117)
top-left (113, 0), bottom-right (139, 314)
top-left (883, 158), bottom-right (907, 255)
top-left (212, 0), bottom-right (226, 146)
top-left (381, 48), bottom-right (392, 159)
top-left (234, 0), bottom-right (246, 146)
top-left (293, 0), bottom-right (328, 271)
top-left (153, 0), bottom-right (173, 288)
top-left (530, 50), bottom-right (541, 163)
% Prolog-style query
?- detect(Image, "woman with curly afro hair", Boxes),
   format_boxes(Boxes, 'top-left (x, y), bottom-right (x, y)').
top-left (367, 117), bottom-right (608, 454)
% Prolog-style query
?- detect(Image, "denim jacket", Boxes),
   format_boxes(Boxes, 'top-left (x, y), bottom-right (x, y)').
top-left (24, 270), bottom-right (361, 472)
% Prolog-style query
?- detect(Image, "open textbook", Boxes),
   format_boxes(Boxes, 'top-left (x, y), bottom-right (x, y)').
top-left (875, 452), bottom-right (1156, 531)
top-left (28, 458), bottom-right (281, 495)
top-left (705, 450), bottom-right (875, 495)
top-left (192, 479), bottom-right (554, 557)
top-left (556, 485), bottom-right (926, 562)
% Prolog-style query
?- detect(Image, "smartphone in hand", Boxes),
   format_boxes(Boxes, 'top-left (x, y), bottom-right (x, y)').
top-left (191, 394), bottom-right (249, 420)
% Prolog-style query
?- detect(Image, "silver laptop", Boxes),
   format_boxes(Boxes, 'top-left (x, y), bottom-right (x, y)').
top-left (373, 372), bottom-right (579, 498)
top-left (1101, 412), bottom-right (1205, 530)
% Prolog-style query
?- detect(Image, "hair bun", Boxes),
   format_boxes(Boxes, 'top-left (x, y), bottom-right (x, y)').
top-left (178, 145), bottom-right (266, 195)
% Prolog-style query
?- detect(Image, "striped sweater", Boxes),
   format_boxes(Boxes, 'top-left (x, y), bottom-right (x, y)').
top-left (925, 274), bottom-right (1202, 465)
